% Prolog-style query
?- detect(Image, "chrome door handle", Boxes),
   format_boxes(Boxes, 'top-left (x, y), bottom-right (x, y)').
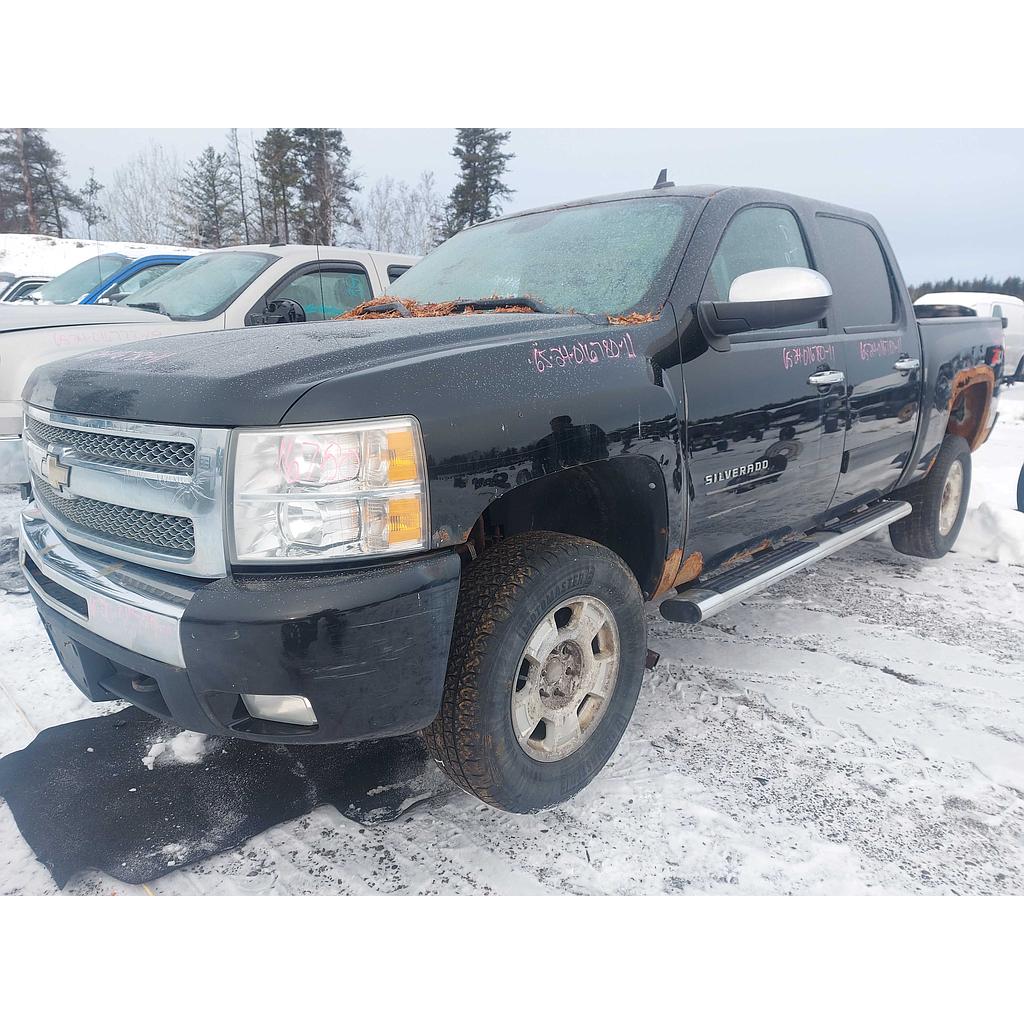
top-left (893, 357), bottom-right (920, 372)
top-left (807, 370), bottom-right (845, 386)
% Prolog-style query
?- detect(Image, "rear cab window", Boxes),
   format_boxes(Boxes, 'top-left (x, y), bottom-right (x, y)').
top-left (815, 215), bottom-right (897, 331)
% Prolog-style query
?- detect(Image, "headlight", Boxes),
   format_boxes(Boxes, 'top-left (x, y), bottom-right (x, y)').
top-left (231, 416), bottom-right (428, 562)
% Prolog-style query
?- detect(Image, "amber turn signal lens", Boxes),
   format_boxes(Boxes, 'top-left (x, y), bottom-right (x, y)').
top-left (387, 496), bottom-right (422, 546)
top-left (386, 429), bottom-right (418, 483)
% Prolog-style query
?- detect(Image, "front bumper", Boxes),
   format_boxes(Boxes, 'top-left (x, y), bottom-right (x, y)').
top-left (20, 505), bottom-right (462, 743)
top-left (0, 434), bottom-right (29, 486)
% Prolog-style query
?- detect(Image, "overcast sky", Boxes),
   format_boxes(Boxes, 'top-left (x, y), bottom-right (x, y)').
top-left (47, 128), bottom-right (1023, 284)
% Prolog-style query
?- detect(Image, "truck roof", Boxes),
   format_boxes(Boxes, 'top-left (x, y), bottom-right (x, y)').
top-left (217, 243), bottom-right (420, 264)
top-left (484, 183), bottom-right (880, 230)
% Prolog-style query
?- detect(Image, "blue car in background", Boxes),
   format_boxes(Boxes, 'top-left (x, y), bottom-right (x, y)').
top-left (8, 252), bottom-right (196, 306)
top-left (81, 253), bottom-right (195, 304)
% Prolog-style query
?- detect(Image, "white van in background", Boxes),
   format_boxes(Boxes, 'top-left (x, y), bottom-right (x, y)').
top-left (915, 292), bottom-right (1024, 379)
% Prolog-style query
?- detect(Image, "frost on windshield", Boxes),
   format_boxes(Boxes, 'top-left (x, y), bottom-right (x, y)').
top-left (380, 196), bottom-right (699, 317)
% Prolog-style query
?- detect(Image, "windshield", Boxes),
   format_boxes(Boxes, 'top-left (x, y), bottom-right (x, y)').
top-left (119, 250), bottom-right (277, 320)
top-left (393, 196), bottom-right (701, 316)
top-left (29, 254), bottom-right (130, 304)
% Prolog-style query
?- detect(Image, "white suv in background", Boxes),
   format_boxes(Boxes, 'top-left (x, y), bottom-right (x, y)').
top-left (0, 244), bottom-right (418, 485)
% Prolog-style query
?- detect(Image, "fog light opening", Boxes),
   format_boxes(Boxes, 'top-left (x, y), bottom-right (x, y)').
top-left (240, 693), bottom-right (318, 727)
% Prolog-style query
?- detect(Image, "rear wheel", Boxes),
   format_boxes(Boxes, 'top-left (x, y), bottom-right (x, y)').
top-left (889, 434), bottom-right (972, 558)
top-left (424, 531), bottom-right (646, 812)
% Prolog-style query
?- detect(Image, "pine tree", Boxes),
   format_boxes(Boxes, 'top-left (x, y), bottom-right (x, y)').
top-left (293, 128), bottom-right (360, 245)
top-left (0, 128), bottom-right (79, 236)
top-left (440, 128), bottom-right (514, 239)
top-left (256, 129), bottom-right (302, 243)
top-left (78, 168), bottom-right (104, 239)
top-left (176, 146), bottom-right (241, 248)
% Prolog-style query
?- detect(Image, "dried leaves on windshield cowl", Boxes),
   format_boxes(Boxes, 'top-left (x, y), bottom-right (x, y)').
top-left (338, 297), bottom-right (662, 324)
top-left (338, 296), bottom-right (539, 320)
top-left (607, 310), bottom-right (661, 325)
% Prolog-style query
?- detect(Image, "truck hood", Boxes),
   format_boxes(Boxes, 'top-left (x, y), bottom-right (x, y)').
top-left (0, 302), bottom-right (169, 333)
top-left (25, 313), bottom-right (595, 426)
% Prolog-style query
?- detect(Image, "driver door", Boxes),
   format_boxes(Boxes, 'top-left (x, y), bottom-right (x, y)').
top-left (682, 204), bottom-right (846, 562)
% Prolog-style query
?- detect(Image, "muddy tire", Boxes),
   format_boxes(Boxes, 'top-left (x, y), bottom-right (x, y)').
top-left (889, 434), bottom-right (971, 558)
top-left (423, 531), bottom-right (646, 813)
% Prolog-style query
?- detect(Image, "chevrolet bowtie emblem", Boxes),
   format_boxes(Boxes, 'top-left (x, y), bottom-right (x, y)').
top-left (45, 453), bottom-right (72, 492)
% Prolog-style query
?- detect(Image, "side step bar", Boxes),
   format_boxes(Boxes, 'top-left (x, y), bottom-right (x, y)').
top-left (660, 500), bottom-right (912, 624)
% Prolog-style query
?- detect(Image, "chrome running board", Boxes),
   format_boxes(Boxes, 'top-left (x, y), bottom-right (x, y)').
top-left (659, 500), bottom-right (912, 625)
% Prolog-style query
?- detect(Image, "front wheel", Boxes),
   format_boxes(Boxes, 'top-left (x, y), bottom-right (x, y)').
top-left (889, 434), bottom-right (972, 558)
top-left (424, 531), bottom-right (646, 812)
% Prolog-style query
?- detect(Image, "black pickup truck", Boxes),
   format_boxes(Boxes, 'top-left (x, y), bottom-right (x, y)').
top-left (19, 182), bottom-right (1005, 812)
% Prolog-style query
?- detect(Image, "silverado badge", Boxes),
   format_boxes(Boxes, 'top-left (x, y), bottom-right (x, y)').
top-left (704, 459), bottom-right (770, 487)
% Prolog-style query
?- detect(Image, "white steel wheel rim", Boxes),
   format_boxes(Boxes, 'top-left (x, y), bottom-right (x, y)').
top-left (938, 459), bottom-right (964, 536)
top-left (511, 595), bottom-right (621, 763)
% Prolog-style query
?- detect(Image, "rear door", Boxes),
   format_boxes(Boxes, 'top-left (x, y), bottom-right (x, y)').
top-left (814, 214), bottom-right (923, 505)
top-left (680, 202), bottom-right (846, 562)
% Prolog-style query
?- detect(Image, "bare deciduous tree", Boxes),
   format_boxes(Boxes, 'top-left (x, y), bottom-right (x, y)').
top-left (357, 172), bottom-right (443, 256)
top-left (103, 143), bottom-right (182, 244)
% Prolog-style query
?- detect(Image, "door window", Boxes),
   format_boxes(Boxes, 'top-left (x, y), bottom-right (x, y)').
top-left (704, 206), bottom-right (811, 302)
top-left (101, 263), bottom-right (177, 301)
top-left (815, 215), bottom-right (895, 329)
top-left (270, 268), bottom-right (372, 320)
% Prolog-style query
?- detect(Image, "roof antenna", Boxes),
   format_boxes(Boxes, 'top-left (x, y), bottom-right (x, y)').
top-left (653, 168), bottom-right (674, 189)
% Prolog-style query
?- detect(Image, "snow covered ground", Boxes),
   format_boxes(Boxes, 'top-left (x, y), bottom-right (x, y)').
top-left (0, 232), bottom-right (201, 278)
top-left (1, 391), bottom-right (1022, 895)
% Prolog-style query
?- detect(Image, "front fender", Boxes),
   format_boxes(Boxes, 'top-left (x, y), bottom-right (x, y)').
top-left (282, 318), bottom-right (685, 550)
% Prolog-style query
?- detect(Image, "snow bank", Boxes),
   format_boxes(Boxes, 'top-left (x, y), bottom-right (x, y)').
top-left (956, 500), bottom-right (1024, 565)
top-left (143, 731), bottom-right (217, 770)
top-left (0, 233), bottom-right (203, 277)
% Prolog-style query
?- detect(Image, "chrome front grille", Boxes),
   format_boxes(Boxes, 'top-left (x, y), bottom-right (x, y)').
top-left (34, 479), bottom-right (196, 555)
top-left (25, 416), bottom-right (195, 474)
top-left (23, 405), bottom-right (230, 578)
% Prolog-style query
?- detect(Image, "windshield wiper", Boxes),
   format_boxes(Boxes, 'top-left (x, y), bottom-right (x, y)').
top-left (450, 296), bottom-right (553, 314)
top-left (338, 295), bottom-right (556, 322)
top-left (126, 301), bottom-right (170, 317)
top-left (361, 299), bottom-right (415, 317)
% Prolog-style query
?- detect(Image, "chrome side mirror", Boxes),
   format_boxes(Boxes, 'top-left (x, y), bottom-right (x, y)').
top-left (698, 267), bottom-right (833, 351)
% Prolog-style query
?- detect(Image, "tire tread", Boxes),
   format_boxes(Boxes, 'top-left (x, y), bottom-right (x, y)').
top-left (423, 531), bottom-right (637, 808)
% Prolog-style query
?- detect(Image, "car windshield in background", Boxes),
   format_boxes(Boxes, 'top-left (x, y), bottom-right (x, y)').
top-left (29, 254), bottom-right (131, 304)
top-left (393, 196), bottom-right (701, 316)
top-left (120, 251), bottom-right (277, 321)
